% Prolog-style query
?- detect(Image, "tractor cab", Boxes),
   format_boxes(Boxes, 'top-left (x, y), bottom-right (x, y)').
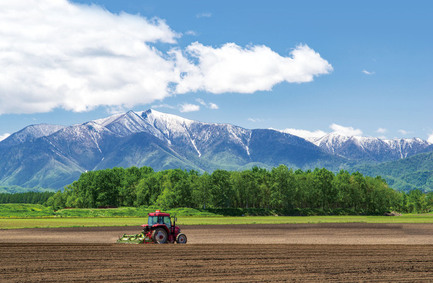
top-left (147, 212), bottom-right (172, 228)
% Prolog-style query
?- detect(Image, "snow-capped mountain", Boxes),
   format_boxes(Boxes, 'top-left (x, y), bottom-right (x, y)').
top-left (0, 124), bottom-right (65, 147)
top-left (383, 138), bottom-right (431, 159)
top-left (1, 109), bottom-right (432, 190)
top-left (309, 133), bottom-right (431, 162)
top-left (0, 109), bottom-right (337, 189)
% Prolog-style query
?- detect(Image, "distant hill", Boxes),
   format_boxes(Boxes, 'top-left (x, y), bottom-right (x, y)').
top-left (355, 152), bottom-right (433, 192)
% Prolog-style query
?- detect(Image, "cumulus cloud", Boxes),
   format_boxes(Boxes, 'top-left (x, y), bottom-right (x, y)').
top-left (174, 43), bottom-right (333, 94)
top-left (283, 128), bottom-right (327, 139)
top-left (0, 0), bottom-right (178, 114)
top-left (179, 103), bottom-right (200, 113)
top-left (399, 129), bottom-right (409, 135)
top-left (376, 128), bottom-right (387, 134)
top-left (0, 133), bottom-right (10, 141)
top-left (330, 123), bottom-right (363, 136)
top-left (0, 0), bottom-right (332, 115)
top-left (362, 69), bottom-right (375, 75)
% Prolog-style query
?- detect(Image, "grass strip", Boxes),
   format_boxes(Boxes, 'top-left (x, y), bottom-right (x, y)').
top-left (2, 215), bottom-right (433, 229)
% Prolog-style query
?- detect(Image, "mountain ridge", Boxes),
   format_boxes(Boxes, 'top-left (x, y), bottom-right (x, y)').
top-left (1, 109), bottom-right (432, 191)
top-left (0, 109), bottom-right (342, 189)
top-left (312, 133), bottom-right (431, 162)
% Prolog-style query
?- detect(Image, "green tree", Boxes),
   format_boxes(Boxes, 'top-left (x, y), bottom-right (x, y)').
top-left (210, 170), bottom-right (233, 208)
top-left (191, 172), bottom-right (210, 209)
top-left (270, 165), bottom-right (295, 210)
top-left (313, 168), bottom-right (335, 210)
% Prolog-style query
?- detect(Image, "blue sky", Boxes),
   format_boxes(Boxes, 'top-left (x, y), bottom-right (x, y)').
top-left (0, 0), bottom-right (432, 141)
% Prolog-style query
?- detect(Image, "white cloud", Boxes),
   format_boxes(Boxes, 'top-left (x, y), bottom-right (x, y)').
top-left (106, 106), bottom-right (127, 115)
top-left (330, 123), bottom-right (363, 136)
top-left (283, 128), bottom-right (327, 139)
top-left (196, 98), bottom-right (206, 106)
top-left (151, 104), bottom-right (176, 110)
top-left (195, 98), bottom-right (218, 110)
top-left (0, 1), bottom-right (332, 115)
top-left (209, 103), bottom-right (219, 110)
top-left (185, 30), bottom-right (197, 36)
top-left (399, 129), bottom-right (409, 135)
top-left (362, 69), bottom-right (375, 75)
top-left (428, 133), bottom-right (433, 144)
top-left (283, 124), bottom-right (393, 140)
top-left (174, 43), bottom-right (333, 94)
top-left (0, 0), bottom-right (179, 114)
top-left (248, 118), bottom-right (265, 123)
top-left (196, 12), bottom-right (212, 18)
top-left (0, 133), bottom-right (10, 141)
top-left (179, 103), bottom-right (200, 113)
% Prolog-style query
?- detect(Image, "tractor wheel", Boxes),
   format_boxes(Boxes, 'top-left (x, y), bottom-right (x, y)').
top-left (152, 228), bottom-right (168, 244)
top-left (176, 233), bottom-right (187, 244)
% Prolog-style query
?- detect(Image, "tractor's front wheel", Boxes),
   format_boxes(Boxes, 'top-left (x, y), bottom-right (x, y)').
top-left (152, 228), bottom-right (168, 244)
top-left (176, 233), bottom-right (187, 244)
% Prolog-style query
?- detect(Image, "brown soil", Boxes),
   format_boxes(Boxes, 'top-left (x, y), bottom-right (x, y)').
top-left (1, 224), bottom-right (433, 282)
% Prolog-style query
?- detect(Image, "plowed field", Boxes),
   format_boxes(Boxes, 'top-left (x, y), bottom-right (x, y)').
top-left (1, 223), bottom-right (433, 282)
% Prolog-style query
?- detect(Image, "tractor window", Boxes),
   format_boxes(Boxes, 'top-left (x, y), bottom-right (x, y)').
top-left (163, 216), bottom-right (171, 228)
top-left (148, 216), bottom-right (158, 226)
top-left (148, 216), bottom-right (170, 226)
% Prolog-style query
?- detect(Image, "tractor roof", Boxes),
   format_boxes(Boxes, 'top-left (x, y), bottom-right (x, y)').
top-left (148, 210), bottom-right (170, 217)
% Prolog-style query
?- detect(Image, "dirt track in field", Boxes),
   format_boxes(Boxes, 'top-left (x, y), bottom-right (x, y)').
top-left (2, 223), bottom-right (433, 245)
top-left (1, 224), bottom-right (433, 282)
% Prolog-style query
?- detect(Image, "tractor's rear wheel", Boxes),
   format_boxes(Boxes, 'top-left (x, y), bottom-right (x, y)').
top-left (152, 228), bottom-right (168, 244)
top-left (176, 233), bottom-right (187, 244)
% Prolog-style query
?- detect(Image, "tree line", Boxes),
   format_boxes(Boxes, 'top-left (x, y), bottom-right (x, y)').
top-left (44, 166), bottom-right (433, 215)
top-left (0, 191), bottom-right (55, 204)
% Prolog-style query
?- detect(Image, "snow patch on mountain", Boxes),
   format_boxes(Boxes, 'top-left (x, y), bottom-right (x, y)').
top-left (0, 133), bottom-right (10, 141)
top-left (1, 124), bottom-right (65, 145)
top-left (383, 138), bottom-right (430, 159)
top-left (141, 109), bottom-right (194, 136)
top-left (92, 113), bottom-right (125, 127)
top-left (138, 109), bottom-right (252, 157)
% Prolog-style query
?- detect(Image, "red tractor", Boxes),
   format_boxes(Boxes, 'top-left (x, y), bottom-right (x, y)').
top-left (117, 210), bottom-right (187, 244)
